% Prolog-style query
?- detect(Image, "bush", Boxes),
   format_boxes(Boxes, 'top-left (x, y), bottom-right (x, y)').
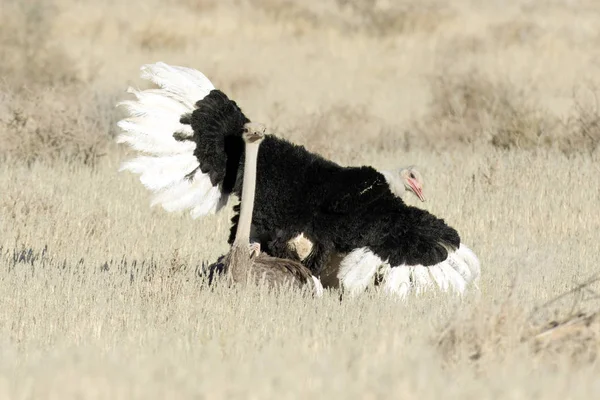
top-left (413, 70), bottom-right (600, 154)
top-left (0, 85), bottom-right (118, 167)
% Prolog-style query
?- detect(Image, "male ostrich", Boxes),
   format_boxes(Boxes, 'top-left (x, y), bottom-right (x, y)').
top-left (207, 165), bottom-right (426, 289)
top-left (222, 122), bottom-right (323, 295)
top-left (117, 62), bottom-right (480, 299)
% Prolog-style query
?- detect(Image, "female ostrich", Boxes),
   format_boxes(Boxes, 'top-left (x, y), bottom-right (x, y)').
top-left (117, 62), bottom-right (480, 299)
top-left (223, 122), bottom-right (323, 295)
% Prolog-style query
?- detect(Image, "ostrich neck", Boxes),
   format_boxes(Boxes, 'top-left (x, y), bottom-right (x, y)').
top-left (381, 170), bottom-right (406, 199)
top-left (233, 141), bottom-right (260, 246)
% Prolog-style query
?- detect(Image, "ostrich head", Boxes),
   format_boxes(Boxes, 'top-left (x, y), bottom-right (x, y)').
top-left (243, 122), bottom-right (266, 143)
top-left (382, 166), bottom-right (425, 202)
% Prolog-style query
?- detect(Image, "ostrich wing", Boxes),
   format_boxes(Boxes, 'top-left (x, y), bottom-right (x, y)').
top-left (330, 195), bottom-right (480, 299)
top-left (321, 166), bottom-right (392, 214)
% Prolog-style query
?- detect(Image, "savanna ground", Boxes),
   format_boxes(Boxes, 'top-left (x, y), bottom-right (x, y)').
top-left (1, 0), bottom-right (600, 398)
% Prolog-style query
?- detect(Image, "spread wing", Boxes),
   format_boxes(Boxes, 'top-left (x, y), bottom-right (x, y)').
top-left (321, 167), bottom-right (392, 214)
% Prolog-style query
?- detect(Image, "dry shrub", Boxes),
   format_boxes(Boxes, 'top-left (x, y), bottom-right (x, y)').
top-left (249, 0), bottom-right (331, 35)
top-left (218, 74), bottom-right (264, 97)
top-left (0, 0), bottom-right (120, 166)
top-left (527, 275), bottom-right (600, 362)
top-left (281, 105), bottom-right (399, 161)
top-left (437, 275), bottom-right (600, 368)
top-left (0, 85), bottom-right (118, 166)
top-left (419, 71), bottom-right (550, 148)
top-left (251, 0), bottom-right (454, 37)
top-left (135, 20), bottom-right (189, 51)
top-left (174, 0), bottom-right (217, 13)
top-left (0, 0), bottom-right (79, 88)
top-left (417, 71), bottom-right (496, 146)
top-left (335, 0), bottom-right (455, 36)
top-left (414, 70), bottom-right (600, 154)
top-left (0, 0), bottom-right (109, 166)
top-left (560, 85), bottom-right (600, 155)
top-left (488, 19), bottom-right (541, 48)
top-left (436, 298), bottom-right (528, 366)
top-left (531, 312), bottom-right (599, 365)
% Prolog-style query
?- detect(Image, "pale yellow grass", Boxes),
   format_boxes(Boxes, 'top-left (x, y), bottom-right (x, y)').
top-left (1, 0), bottom-right (600, 398)
top-left (1, 149), bottom-right (599, 398)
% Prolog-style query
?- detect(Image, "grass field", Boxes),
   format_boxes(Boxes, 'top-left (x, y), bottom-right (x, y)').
top-left (1, 0), bottom-right (600, 398)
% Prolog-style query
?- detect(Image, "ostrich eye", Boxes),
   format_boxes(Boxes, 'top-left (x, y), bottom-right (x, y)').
top-left (409, 173), bottom-right (415, 179)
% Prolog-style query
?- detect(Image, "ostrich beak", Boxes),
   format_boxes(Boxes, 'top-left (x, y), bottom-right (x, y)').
top-left (407, 178), bottom-right (425, 202)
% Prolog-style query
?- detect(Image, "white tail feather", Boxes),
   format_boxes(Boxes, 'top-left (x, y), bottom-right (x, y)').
top-left (120, 154), bottom-right (198, 191)
top-left (140, 62), bottom-right (215, 109)
top-left (117, 62), bottom-right (227, 218)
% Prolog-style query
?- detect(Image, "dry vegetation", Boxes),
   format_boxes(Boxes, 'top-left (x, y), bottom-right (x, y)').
top-left (1, 0), bottom-right (600, 398)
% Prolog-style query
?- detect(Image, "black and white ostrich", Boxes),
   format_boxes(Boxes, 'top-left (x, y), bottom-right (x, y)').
top-left (117, 62), bottom-right (480, 299)
top-left (209, 165), bottom-right (426, 290)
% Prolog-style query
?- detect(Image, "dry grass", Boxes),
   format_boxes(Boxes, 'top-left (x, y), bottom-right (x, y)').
top-left (1, 0), bottom-right (600, 397)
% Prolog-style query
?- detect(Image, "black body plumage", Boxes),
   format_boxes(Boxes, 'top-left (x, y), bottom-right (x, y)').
top-left (182, 90), bottom-right (461, 275)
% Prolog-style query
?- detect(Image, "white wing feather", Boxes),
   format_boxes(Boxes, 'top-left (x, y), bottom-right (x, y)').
top-left (116, 62), bottom-right (228, 218)
top-left (337, 248), bottom-right (384, 297)
top-left (338, 243), bottom-right (481, 300)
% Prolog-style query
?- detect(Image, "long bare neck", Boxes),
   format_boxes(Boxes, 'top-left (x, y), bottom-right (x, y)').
top-left (233, 141), bottom-right (260, 246)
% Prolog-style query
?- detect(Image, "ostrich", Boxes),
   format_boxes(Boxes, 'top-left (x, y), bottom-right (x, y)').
top-left (221, 122), bottom-right (323, 295)
top-left (117, 62), bottom-right (480, 299)
top-left (202, 165), bottom-right (425, 290)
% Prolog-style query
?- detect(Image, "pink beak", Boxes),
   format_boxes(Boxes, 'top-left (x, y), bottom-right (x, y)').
top-left (407, 178), bottom-right (425, 202)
